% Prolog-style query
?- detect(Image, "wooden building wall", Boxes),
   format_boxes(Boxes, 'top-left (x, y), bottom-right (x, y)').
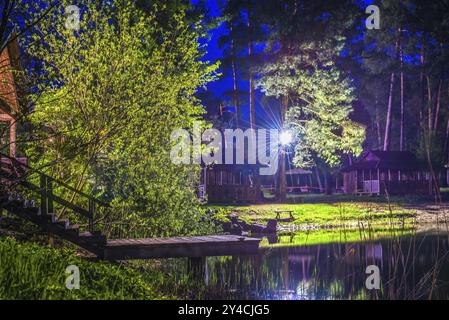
top-left (0, 39), bottom-right (21, 157)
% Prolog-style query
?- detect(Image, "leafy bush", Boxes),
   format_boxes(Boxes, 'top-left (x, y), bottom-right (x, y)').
top-left (22, 0), bottom-right (219, 237)
top-left (0, 238), bottom-right (171, 300)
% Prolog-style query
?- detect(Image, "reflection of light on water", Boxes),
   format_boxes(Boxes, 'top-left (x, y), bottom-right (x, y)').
top-left (295, 281), bottom-right (317, 300)
top-left (271, 289), bottom-right (297, 300)
top-left (294, 279), bottom-right (348, 300)
top-left (192, 232), bottom-right (449, 300)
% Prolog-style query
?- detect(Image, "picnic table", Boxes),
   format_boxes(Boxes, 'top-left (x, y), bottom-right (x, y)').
top-left (274, 209), bottom-right (294, 220)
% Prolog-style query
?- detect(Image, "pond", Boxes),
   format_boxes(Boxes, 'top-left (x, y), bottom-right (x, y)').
top-left (181, 227), bottom-right (449, 300)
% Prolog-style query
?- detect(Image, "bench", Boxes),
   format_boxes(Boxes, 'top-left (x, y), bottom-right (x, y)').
top-left (274, 209), bottom-right (294, 220)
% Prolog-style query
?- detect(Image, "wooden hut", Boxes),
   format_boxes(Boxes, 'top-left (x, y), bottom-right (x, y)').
top-left (200, 164), bottom-right (262, 203)
top-left (341, 150), bottom-right (431, 195)
top-left (285, 168), bottom-right (314, 193)
top-left (260, 168), bottom-right (314, 194)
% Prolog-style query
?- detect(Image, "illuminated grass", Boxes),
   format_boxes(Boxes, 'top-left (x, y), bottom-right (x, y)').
top-left (210, 202), bottom-right (415, 228)
top-left (0, 238), bottom-right (173, 300)
top-left (260, 225), bottom-right (415, 247)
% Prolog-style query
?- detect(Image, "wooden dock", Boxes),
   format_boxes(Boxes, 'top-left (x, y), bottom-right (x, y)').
top-left (103, 235), bottom-right (261, 260)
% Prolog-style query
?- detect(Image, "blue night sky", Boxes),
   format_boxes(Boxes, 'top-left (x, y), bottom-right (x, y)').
top-left (196, 0), bottom-right (374, 129)
top-left (197, 0), bottom-right (269, 129)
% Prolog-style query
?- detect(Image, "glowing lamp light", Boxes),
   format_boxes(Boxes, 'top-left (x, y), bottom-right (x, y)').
top-left (279, 130), bottom-right (293, 146)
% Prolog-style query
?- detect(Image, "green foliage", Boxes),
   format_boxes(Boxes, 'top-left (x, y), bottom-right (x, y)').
top-left (21, 0), bottom-right (219, 237)
top-left (287, 68), bottom-right (365, 167)
top-left (0, 237), bottom-right (171, 299)
top-left (257, 52), bottom-right (365, 168)
top-left (252, 1), bottom-right (365, 169)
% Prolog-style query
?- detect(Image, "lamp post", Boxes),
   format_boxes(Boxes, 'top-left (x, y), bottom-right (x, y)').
top-left (278, 130), bottom-right (293, 202)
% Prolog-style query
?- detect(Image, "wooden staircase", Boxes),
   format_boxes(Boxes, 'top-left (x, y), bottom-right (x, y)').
top-left (1, 153), bottom-right (262, 260)
top-left (1, 154), bottom-right (109, 257)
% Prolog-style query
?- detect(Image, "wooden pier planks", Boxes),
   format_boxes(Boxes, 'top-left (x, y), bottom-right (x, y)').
top-left (104, 235), bottom-right (261, 260)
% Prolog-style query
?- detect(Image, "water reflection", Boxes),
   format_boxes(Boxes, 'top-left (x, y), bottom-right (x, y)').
top-left (187, 231), bottom-right (449, 300)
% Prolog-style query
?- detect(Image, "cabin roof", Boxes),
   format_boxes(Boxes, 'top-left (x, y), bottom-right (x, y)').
top-left (341, 150), bottom-right (427, 172)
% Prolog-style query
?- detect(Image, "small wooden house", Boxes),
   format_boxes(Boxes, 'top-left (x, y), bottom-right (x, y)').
top-left (200, 164), bottom-right (262, 203)
top-left (285, 168), bottom-right (314, 193)
top-left (341, 150), bottom-right (431, 195)
top-left (260, 168), bottom-right (315, 194)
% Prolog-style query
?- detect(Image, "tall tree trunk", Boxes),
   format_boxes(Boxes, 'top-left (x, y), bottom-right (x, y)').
top-left (277, 96), bottom-right (288, 202)
top-left (384, 71), bottom-right (396, 151)
top-left (230, 24), bottom-right (240, 128)
top-left (375, 100), bottom-right (382, 148)
top-left (445, 84), bottom-right (449, 163)
top-left (247, 5), bottom-right (255, 130)
top-left (324, 171), bottom-right (333, 195)
top-left (427, 76), bottom-right (433, 132)
top-left (314, 167), bottom-right (323, 192)
top-left (278, 150), bottom-right (286, 202)
top-left (419, 46), bottom-right (425, 133)
top-left (384, 41), bottom-right (399, 151)
top-left (433, 79), bottom-right (442, 131)
top-left (424, 76), bottom-right (439, 200)
top-left (444, 119), bottom-right (449, 163)
top-left (399, 33), bottom-right (405, 151)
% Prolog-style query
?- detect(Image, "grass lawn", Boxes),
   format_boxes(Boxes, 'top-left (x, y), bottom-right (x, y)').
top-left (208, 195), bottom-right (418, 229)
top-left (208, 195), bottom-right (423, 247)
top-left (0, 237), bottom-right (175, 300)
top-left (209, 202), bottom-right (415, 228)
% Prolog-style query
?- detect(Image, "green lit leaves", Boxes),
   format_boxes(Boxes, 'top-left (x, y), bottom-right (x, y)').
top-left (24, 0), bottom-right (218, 237)
top-left (257, 46), bottom-right (365, 169)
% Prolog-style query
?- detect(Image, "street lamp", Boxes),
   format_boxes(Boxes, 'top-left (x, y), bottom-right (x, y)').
top-left (279, 130), bottom-right (293, 146)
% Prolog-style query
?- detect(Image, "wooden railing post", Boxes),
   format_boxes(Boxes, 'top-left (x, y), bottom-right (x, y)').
top-left (40, 174), bottom-right (47, 216)
top-left (2, 152), bottom-right (108, 234)
top-left (47, 179), bottom-right (54, 214)
top-left (88, 199), bottom-right (95, 232)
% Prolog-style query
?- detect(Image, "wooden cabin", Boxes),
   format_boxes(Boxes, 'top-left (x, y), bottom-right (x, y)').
top-left (200, 164), bottom-right (262, 203)
top-left (341, 150), bottom-right (431, 196)
top-left (0, 37), bottom-right (21, 158)
top-left (260, 168), bottom-right (315, 194)
top-left (285, 168), bottom-right (314, 193)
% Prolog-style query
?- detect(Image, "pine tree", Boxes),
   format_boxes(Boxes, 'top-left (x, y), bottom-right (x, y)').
top-left (256, 0), bottom-right (365, 197)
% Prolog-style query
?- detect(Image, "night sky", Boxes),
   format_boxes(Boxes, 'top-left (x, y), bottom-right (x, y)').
top-left (198, 0), bottom-right (269, 129)
top-left (197, 0), bottom-right (375, 130)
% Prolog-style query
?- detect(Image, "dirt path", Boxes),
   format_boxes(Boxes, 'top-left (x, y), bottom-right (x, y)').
top-left (402, 203), bottom-right (449, 225)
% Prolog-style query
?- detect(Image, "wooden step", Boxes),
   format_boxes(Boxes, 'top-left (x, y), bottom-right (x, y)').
top-left (54, 218), bottom-right (70, 229)
top-left (65, 224), bottom-right (80, 236)
top-left (41, 213), bottom-right (57, 223)
top-left (2, 167), bottom-right (108, 257)
top-left (79, 232), bottom-right (107, 245)
top-left (1, 199), bottom-right (23, 207)
top-left (27, 207), bottom-right (39, 214)
top-left (66, 223), bottom-right (80, 230)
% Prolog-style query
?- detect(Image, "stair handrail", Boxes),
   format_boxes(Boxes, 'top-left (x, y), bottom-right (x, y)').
top-left (1, 152), bottom-right (110, 232)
